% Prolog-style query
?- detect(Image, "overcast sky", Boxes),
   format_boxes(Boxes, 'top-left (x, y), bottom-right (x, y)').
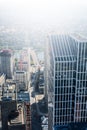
top-left (0, 0), bottom-right (87, 27)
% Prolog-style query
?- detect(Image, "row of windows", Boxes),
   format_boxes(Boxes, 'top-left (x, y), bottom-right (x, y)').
top-left (54, 115), bottom-right (74, 124)
top-left (55, 56), bottom-right (76, 61)
top-left (55, 79), bottom-right (76, 86)
top-left (77, 73), bottom-right (87, 80)
top-left (55, 108), bottom-right (74, 116)
top-left (77, 81), bottom-right (87, 86)
top-left (55, 72), bottom-right (76, 79)
top-left (55, 87), bottom-right (75, 94)
top-left (55, 62), bottom-right (76, 71)
top-left (78, 62), bottom-right (87, 72)
top-left (78, 43), bottom-right (87, 58)
top-left (55, 101), bottom-right (74, 108)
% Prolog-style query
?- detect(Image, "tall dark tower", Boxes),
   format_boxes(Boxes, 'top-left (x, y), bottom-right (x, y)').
top-left (0, 49), bottom-right (13, 79)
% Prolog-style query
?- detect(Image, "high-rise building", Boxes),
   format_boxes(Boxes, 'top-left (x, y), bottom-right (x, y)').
top-left (0, 73), bottom-right (5, 95)
top-left (14, 71), bottom-right (28, 91)
top-left (14, 48), bottom-right (30, 88)
top-left (46, 34), bottom-right (87, 130)
top-left (1, 92), bottom-right (31, 130)
top-left (44, 39), bottom-right (49, 101)
top-left (0, 50), bottom-right (13, 79)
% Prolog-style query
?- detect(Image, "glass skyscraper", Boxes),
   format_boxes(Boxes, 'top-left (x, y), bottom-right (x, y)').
top-left (46, 34), bottom-right (87, 130)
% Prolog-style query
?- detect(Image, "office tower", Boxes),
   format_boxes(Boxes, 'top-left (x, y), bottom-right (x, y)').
top-left (0, 73), bottom-right (5, 95)
top-left (17, 92), bottom-right (31, 130)
top-left (46, 34), bottom-right (87, 130)
top-left (14, 48), bottom-right (30, 88)
top-left (14, 71), bottom-right (28, 91)
top-left (0, 49), bottom-right (13, 79)
top-left (44, 40), bottom-right (49, 101)
top-left (1, 92), bottom-right (31, 130)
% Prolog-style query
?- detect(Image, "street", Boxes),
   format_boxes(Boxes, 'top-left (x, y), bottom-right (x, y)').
top-left (29, 64), bottom-right (48, 130)
top-left (31, 103), bottom-right (42, 130)
top-left (29, 87), bottom-right (42, 130)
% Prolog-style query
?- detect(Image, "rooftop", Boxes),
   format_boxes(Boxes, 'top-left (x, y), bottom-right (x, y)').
top-left (49, 34), bottom-right (77, 57)
top-left (17, 91), bottom-right (30, 102)
top-left (0, 49), bottom-right (13, 56)
top-left (70, 33), bottom-right (87, 42)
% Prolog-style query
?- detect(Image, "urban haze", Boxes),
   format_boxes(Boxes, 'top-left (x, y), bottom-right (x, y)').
top-left (0, 0), bottom-right (87, 130)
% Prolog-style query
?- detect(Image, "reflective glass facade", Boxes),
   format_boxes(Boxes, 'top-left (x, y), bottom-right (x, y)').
top-left (74, 43), bottom-right (87, 122)
top-left (46, 34), bottom-right (87, 130)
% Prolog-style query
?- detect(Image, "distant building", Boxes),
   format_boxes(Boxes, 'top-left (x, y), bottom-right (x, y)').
top-left (17, 61), bottom-right (29, 71)
top-left (14, 48), bottom-right (30, 88)
top-left (46, 34), bottom-right (87, 130)
top-left (39, 67), bottom-right (44, 94)
top-left (0, 73), bottom-right (5, 87)
top-left (44, 40), bottom-right (49, 102)
top-left (0, 49), bottom-right (14, 79)
top-left (14, 71), bottom-right (28, 90)
top-left (0, 73), bottom-right (5, 95)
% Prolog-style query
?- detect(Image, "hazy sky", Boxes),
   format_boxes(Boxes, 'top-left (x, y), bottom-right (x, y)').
top-left (0, 0), bottom-right (87, 26)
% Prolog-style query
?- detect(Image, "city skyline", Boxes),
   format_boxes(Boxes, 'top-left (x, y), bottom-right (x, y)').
top-left (0, 0), bottom-right (86, 28)
top-left (0, 0), bottom-right (87, 130)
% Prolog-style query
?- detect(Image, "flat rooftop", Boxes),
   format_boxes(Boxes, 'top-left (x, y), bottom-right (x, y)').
top-left (10, 106), bottom-right (24, 125)
top-left (49, 33), bottom-right (87, 42)
top-left (17, 91), bottom-right (30, 102)
top-left (70, 33), bottom-right (87, 42)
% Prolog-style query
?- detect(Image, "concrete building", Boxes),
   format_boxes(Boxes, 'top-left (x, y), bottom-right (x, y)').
top-left (14, 71), bottom-right (28, 91)
top-left (44, 39), bottom-right (49, 102)
top-left (14, 48), bottom-right (30, 89)
top-left (0, 73), bottom-right (5, 95)
top-left (17, 61), bottom-right (29, 72)
top-left (0, 50), bottom-right (14, 79)
top-left (46, 34), bottom-right (87, 130)
top-left (1, 92), bottom-right (31, 130)
top-left (17, 91), bottom-right (31, 130)
top-left (1, 101), bottom-right (17, 130)
top-left (39, 67), bottom-right (44, 94)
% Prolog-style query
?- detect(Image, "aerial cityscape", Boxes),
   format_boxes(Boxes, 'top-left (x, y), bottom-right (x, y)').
top-left (0, 0), bottom-right (87, 130)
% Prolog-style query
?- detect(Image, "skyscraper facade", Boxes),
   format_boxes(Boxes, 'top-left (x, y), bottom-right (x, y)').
top-left (46, 34), bottom-right (87, 130)
top-left (0, 49), bottom-right (13, 79)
